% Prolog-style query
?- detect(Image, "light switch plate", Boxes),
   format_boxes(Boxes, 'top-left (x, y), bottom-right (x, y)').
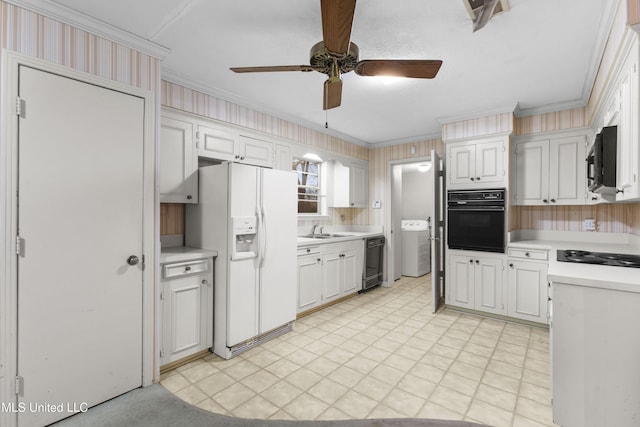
top-left (372, 200), bottom-right (381, 209)
top-left (584, 218), bottom-right (596, 231)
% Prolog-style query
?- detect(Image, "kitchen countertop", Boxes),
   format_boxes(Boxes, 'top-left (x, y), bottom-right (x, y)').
top-left (160, 246), bottom-right (218, 264)
top-left (509, 231), bottom-right (640, 293)
top-left (297, 231), bottom-right (384, 247)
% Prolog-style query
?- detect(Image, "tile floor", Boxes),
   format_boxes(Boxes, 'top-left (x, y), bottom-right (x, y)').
top-left (160, 275), bottom-right (558, 427)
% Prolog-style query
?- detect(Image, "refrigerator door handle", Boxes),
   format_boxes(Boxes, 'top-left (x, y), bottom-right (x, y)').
top-left (256, 206), bottom-right (264, 267)
top-left (261, 207), bottom-right (267, 268)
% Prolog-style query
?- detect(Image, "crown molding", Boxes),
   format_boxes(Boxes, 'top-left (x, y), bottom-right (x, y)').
top-left (513, 98), bottom-right (587, 118)
top-left (366, 131), bottom-right (443, 148)
top-left (5, 0), bottom-right (170, 59)
top-left (437, 102), bottom-right (518, 126)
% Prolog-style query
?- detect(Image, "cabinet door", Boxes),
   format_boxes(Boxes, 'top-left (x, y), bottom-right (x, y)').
top-left (548, 136), bottom-right (586, 205)
top-left (507, 260), bottom-right (548, 324)
top-left (474, 256), bottom-right (504, 315)
top-left (238, 135), bottom-right (274, 168)
top-left (513, 140), bottom-right (549, 205)
top-left (275, 144), bottom-right (292, 171)
top-left (160, 116), bottom-right (197, 203)
top-left (297, 255), bottom-right (322, 312)
top-left (447, 255), bottom-right (475, 309)
top-left (617, 51), bottom-right (639, 201)
top-left (341, 249), bottom-right (360, 294)
top-left (162, 274), bottom-right (208, 365)
top-left (475, 140), bottom-right (504, 185)
top-left (197, 124), bottom-right (237, 161)
top-left (322, 251), bottom-right (342, 301)
top-left (448, 144), bottom-right (476, 187)
top-left (349, 164), bottom-right (368, 208)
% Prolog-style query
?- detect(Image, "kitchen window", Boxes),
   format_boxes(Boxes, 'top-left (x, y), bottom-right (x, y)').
top-left (292, 157), bottom-right (325, 215)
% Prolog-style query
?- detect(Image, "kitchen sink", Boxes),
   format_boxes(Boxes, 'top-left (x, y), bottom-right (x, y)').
top-left (298, 233), bottom-right (354, 239)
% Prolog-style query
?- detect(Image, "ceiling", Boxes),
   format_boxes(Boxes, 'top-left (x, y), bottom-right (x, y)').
top-left (32, 0), bottom-right (618, 145)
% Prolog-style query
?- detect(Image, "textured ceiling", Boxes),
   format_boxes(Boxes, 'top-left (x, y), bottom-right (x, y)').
top-left (48, 0), bottom-right (619, 145)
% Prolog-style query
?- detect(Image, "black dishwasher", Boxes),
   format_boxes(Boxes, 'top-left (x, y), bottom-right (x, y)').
top-left (361, 236), bottom-right (385, 292)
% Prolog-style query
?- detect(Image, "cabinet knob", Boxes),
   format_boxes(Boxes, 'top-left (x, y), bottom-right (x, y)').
top-left (184, 266), bottom-right (191, 271)
top-left (469, 259), bottom-right (474, 263)
top-left (186, 194), bottom-right (192, 200)
top-left (525, 252), bottom-right (531, 257)
top-left (476, 177), bottom-right (481, 181)
top-left (240, 156), bottom-right (245, 160)
top-left (550, 199), bottom-right (556, 203)
top-left (470, 177), bottom-right (475, 181)
top-left (543, 199), bottom-right (548, 203)
top-left (317, 258), bottom-right (321, 263)
top-left (306, 248), bottom-right (311, 253)
top-left (201, 279), bottom-right (208, 285)
top-left (509, 263), bottom-right (514, 268)
top-left (350, 203), bottom-right (354, 206)
top-left (475, 259), bottom-right (479, 264)
top-left (235, 155), bottom-right (240, 159)
top-left (592, 196), bottom-right (598, 201)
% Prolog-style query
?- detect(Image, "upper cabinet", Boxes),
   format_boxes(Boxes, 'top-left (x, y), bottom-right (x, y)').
top-left (327, 160), bottom-right (368, 208)
top-left (512, 132), bottom-right (587, 206)
top-left (447, 136), bottom-right (507, 189)
top-left (196, 124), bottom-right (274, 168)
top-left (160, 112), bottom-right (198, 204)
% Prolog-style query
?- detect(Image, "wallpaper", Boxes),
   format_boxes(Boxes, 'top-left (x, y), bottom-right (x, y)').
top-left (514, 108), bottom-right (588, 136)
top-left (0, 1), bottom-right (159, 92)
top-left (441, 112), bottom-right (514, 141)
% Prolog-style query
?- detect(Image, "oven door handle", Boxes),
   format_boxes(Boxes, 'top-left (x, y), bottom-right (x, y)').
top-left (447, 207), bottom-right (505, 211)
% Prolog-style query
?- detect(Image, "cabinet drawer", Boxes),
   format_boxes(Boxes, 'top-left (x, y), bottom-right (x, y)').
top-left (298, 246), bottom-right (321, 257)
top-left (163, 259), bottom-right (210, 279)
top-left (507, 248), bottom-right (548, 261)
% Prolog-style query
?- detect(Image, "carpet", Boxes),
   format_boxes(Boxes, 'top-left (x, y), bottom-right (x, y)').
top-left (52, 385), bottom-right (491, 427)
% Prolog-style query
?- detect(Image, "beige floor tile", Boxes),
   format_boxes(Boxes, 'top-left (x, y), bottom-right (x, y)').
top-left (492, 349), bottom-right (526, 367)
top-left (429, 343), bottom-right (462, 359)
top-left (260, 380), bottom-right (303, 407)
top-left (448, 360), bottom-right (485, 382)
top-left (194, 371), bottom-right (236, 397)
top-left (333, 326), bottom-right (361, 339)
top-left (174, 385), bottom-right (208, 405)
top-left (382, 388), bottom-right (426, 417)
top-left (384, 330), bottom-right (412, 344)
top-left (284, 367), bottom-right (323, 391)
top-left (264, 358), bottom-right (300, 378)
top-left (395, 344), bottom-right (428, 361)
top-left (438, 335), bottom-right (468, 350)
top-left (372, 337), bottom-right (403, 353)
top-left (340, 339), bottom-right (369, 354)
top-left (211, 382), bottom-right (255, 411)
top-left (516, 397), bottom-right (554, 425)
top-left (319, 333), bottom-right (348, 347)
top-left (316, 407), bottom-right (352, 421)
top-left (160, 372), bottom-right (190, 393)
top-left (240, 369), bottom-right (280, 394)
top-left (352, 376), bottom-right (395, 401)
top-left (324, 347), bottom-right (356, 365)
top-left (504, 323), bottom-right (532, 338)
top-left (420, 352), bottom-right (455, 370)
top-left (464, 341), bottom-right (495, 358)
top-left (519, 381), bottom-right (551, 405)
top-left (283, 393), bottom-right (329, 420)
top-left (244, 349), bottom-right (281, 368)
top-left (175, 359), bottom-right (205, 373)
top-left (224, 360), bottom-right (261, 381)
top-left (512, 414), bottom-right (551, 427)
top-left (327, 365), bottom-right (365, 388)
top-left (501, 332), bottom-right (530, 347)
top-left (368, 363), bottom-right (406, 386)
top-left (305, 356), bottom-right (341, 377)
top-left (417, 402), bottom-right (464, 420)
top-left (469, 333), bottom-right (500, 348)
top-left (523, 368), bottom-right (551, 388)
top-left (285, 348), bottom-right (319, 366)
top-left (285, 333), bottom-right (315, 348)
top-left (179, 361), bottom-right (219, 383)
top-left (474, 383), bottom-right (517, 412)
top-left (429, 386), bottom-right (472, 415)
top-left (231, 395), bottom-right (279, 419)
top-left (411, 361), bottom-right (446, 383)
top-left (383, 353), bottom-right (416, 373)
top-left (367, 403), bottom-right (407, 419)
top-left (195, 398), bottom-right (226, 414)
top-left (397, 374), bottom-right (436, 400)
top-left (269, 409), bottom-right (296, 420)
top-left (343, 355), bottom-right (379, 375)
top-left (268, 340), bottom-right (299, 357)
top-left (333, 390), bottom-right (379, 419)
top-left (487, 359), bottom-right (524, 380)
top-left (525, 357), bottom-right (550, 375)
top-left (440, 372), bottom-right (479, 397)
top-left (456, 351), bottom-right (490, 369)
top-left (307, 378), bottom-right (349, 405)
top-left (497, 340), bottom-right (528, 357)
top-left (526, 347), bottom-right (549, 362)
top-left (481, 370), bottom-right (521, 394)
top-left (467, 399), bottom-right (514, 427)
top-left (351, 332), bottom-right (380, 346)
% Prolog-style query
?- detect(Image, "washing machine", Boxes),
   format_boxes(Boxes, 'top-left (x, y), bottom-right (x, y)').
top-left (401, 219), bottom-right (431, 277)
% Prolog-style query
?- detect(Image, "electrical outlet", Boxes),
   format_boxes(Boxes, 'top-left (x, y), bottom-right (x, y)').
top-left (584, 218), bottom-right (596, 231)
top-left (372, 200), bottom-right (381, 209)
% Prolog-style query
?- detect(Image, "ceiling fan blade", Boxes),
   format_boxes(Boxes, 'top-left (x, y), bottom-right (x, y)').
top-left (323, 77), bottom-right (343, 110)
top-left (230, 65), bottom-right (315, 73)
top-left (473, 0), bottom-right (500, 32)
top-left (321, 0), bottom-right (356, 56)
top-left (354, 60), bottom-right (443, 79)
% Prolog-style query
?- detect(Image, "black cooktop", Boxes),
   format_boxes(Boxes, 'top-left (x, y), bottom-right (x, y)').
top-left (557, 250), bottom-right (640, 268)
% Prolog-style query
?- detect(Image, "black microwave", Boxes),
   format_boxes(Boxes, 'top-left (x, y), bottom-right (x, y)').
top-left (587, 126), bottom-right (617, 194)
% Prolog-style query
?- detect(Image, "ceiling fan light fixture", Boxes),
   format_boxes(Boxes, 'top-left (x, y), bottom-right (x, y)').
top-left (303, 152), bottom-right (323, 162)
top-left (418, 163), bottom-right (432, 173)
top-left (374, 75), bottom-right (403, 85)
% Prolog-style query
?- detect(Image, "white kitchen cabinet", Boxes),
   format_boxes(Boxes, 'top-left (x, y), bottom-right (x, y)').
top-left (446, 251), bottom-right (505, 315)
top-left (197, 124), bottom-right (274, 168)
top-left (160, 112), bottom-right (198, 203)
top-left (507, 254), bottom-right (548, 324)
top-left (616, 41), bottom-right (640, 201)
top-left (297, 247), bottom-right (322, 312)
top-left (327, 160), bottom-right (369, 208)
top-left (297, 239), bottom-right (364, 314)
top-left (275, 143), bottom-right (293, 171)
top-left (160, 257), bottom-right (213, 367)
top-left (447, 137), bottom-right (507, 189)
top-left (513, 133), bottom-right (587, 206)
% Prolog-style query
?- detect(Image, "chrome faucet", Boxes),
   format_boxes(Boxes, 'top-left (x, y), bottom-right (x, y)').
top-left (311, 225), bottom-right (319, 236)
top-left (319, 226), bottom-right (324, 235)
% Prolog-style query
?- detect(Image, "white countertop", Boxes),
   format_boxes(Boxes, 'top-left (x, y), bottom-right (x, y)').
top-left (160, 246), bottom-right (218, 264)
top-left (509, 231), bottom-right (640, 293)
top-left (297, 231), bottom-right (384, 247)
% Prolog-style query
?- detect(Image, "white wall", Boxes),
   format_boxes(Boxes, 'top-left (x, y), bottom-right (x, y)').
top-left (402, 169), bottom-right (433, 221)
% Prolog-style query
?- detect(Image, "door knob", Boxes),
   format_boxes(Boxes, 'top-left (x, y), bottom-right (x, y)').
top-left (127, 255), bottom-right (139, 266)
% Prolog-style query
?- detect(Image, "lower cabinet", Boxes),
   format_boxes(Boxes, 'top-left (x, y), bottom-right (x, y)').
top-left (161, 257), bottom-right (214, 367)
top-left (297, 240), bottom-right (364, 314)
top-left (446, 251), bottom-right (506, 315)
top-left (507, 259), bottom-right (548, 324)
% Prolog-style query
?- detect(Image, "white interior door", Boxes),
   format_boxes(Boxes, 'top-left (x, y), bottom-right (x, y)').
top-left (431, 150), bottom-right (444, 314)
top-left (17, 66), bottom-right (144, 426)
top-left (392, 165), bottom-right (403, 280)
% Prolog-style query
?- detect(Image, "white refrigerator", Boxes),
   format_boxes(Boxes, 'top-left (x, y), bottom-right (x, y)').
top-left (186, 162), bottom-right (298, 359)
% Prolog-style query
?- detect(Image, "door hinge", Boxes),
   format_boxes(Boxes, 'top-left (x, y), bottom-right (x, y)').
top-left (159, 350), bottom-right (164, 359)
top-left (160, 291), bottom-right (164, 301)
top-left (15, 376), bottom-right (24, 396)
top-left (16, 236), bottom-right (25, 257)
top-left (142, 254), bottom-right (146, 271)
top-left (16, 97), bottom-right (26, 117)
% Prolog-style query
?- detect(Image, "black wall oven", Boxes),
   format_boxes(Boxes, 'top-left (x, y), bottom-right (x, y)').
top-left (447, 189), bottom-right (506, 253)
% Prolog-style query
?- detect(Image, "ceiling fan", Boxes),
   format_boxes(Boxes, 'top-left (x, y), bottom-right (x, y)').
top-left (230, 0), bottom-right (442, 110)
